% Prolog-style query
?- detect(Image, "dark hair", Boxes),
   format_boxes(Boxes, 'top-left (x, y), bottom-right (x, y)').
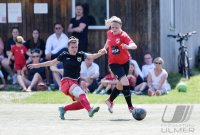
top-left (29, 29), bottom-right (42, 49)
top-left (31, 48), bottom-right (41, 54)
top-left (53, 22), bottom-right (64, 28)
top-left (144, 52), bottom-right (152, 56)
top-left (11, 26), bottom-right (19, 31)
top-left (32, 28), bottom-right (40, 34)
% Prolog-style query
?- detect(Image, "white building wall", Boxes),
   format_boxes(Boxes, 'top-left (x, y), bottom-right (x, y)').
top-left (160, 0), bottom-right (200, 72)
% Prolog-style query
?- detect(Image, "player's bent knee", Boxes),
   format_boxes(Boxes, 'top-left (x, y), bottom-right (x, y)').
top-left (72, 86), bottom-right (85, 97)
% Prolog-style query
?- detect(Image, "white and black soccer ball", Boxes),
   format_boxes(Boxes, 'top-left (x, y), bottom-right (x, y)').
top-left (132, 108), bottom-right (147, 121)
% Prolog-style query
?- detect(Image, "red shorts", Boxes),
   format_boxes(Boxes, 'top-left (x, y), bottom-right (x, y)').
top-left (61, 78), bottom-right (78, 100)
top-left (14, 63), bottom-right (26, 71)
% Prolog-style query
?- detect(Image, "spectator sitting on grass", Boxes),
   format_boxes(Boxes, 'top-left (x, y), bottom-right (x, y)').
top-left (147, 57), bottom-right (171, 96)
top-left (80, 56), bottom-right (100, 93)
top-left (142, 52), bottom-right (155, 81)
top-left (17, 49), bottom-right (47, 92)
top-left (0, 69), bottom-right (6, 90)
top-left (94, 66), bottom-right (117, 94)
top-left (1, 36), bottom-right (17, 84)
top-left (127, 62), bottom-right (148, 95)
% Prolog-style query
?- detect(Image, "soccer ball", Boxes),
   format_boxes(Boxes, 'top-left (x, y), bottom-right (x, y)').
top-left (177, 82), bottom-right (187, 92)
top-left (132, 108), bottom-right (147, 121)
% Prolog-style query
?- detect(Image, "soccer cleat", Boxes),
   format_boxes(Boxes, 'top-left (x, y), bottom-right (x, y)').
top-left (105, 99), bottom-right (113, 113)
top-left (88, 106), bottom-right (100, 117)
top-left (129, 106), bottom-right (135, 113)
top-left (58, 107), bottom-right (66, 120)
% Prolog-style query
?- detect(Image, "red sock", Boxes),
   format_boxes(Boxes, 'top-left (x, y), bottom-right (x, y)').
top-left (79, 94), bottom-right (91, 112)
top-left (64, 102), bottom-right (84, 111)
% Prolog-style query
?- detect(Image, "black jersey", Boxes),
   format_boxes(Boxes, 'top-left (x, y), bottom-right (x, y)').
top-left (57, 51), bottom-right (86, 80)
top-left (27, 61), bottom-right (46, 81)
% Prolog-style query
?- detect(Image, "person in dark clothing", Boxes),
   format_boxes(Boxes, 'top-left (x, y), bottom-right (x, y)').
top-left (26, 29), bottom-right (46, 59)
top-left (68, 3), bottom-right (88, 52)
top-left (17, 48), bottom-right (47, 92)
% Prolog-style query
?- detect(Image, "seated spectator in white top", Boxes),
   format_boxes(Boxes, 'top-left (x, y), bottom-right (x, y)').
top-left (142, 53), bottom-right (155, 81)
top-left (45, 22), bottom-right (68, 88)
top-left (147, 57), bottom-right (171, 96)
top-left (80, 56), bottom-right (99, 93)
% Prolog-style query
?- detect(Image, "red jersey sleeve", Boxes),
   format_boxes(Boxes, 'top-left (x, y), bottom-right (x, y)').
top-left (122, 32), bottom-right (134, 45)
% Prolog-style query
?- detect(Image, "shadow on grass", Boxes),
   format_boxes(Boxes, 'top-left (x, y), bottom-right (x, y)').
top-left (110, 119), bottom-right (131, 121)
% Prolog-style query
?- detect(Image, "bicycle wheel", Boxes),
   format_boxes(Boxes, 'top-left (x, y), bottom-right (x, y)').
top-left (178, 54), bottom-right (183, 74)
top-left (182, 52), bottom-right (190, 79)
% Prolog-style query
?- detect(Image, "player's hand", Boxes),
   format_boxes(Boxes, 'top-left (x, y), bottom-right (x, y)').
top-left (27, 64), bottom-right (40, 69)
top-left (98, 48), bottom-right (107, 55)
top-left (121, 44), bottom-right (129, 49)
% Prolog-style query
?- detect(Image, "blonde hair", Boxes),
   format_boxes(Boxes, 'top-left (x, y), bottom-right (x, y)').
top-left (153, 57), bottom-right (164, 64)
top-left (105, 16), bottom-right (122, 27)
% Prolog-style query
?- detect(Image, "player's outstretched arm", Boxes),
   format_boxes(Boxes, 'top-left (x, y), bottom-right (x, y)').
top-left (121, 42), bottom-right (137, 50)
top-left (28, 58), bottom-right (60, 69)
top-left (86, 50), bottom-right (106, 60)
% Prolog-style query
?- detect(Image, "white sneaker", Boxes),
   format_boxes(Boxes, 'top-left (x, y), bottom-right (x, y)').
top-left (99, 90), bottom-right (107, 94)
top-left (105, 100), bottom-right (113, 113)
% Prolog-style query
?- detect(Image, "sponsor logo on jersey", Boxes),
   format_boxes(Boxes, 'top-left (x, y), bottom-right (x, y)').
top-left (115, 38), bottom-right (120, 44)
top-left (77, 57), bottom-right (82, 62)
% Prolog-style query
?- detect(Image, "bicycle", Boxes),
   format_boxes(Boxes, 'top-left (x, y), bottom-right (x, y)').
top-left (168, 31), bottom-right (197, 79)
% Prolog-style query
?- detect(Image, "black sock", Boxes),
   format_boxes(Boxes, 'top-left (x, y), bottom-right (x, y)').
top-left (109, 87), bottom-right (121, 102)
top-left (122, 85), bottom-right (133, 107)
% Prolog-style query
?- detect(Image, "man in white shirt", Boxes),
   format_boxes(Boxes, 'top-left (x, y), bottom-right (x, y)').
top-left (142, 53), bottom-right (155, 81)
top-left (80, 56), bottom-right (100, 93)
top-left (45, 23), bottom-right (68, 60)
top-left (45, 22), bottom-right (68, 88)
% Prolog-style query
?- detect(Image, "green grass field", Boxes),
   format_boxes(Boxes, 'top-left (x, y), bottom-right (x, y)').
top-left (10, 68), bottom-right (200, 104)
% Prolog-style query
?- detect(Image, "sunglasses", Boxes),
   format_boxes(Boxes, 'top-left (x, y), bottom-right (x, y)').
top-left (31, 49), bottom-right (40, 54)
top-left (55, 27), bottom-right (61, 30)
top-left (154, 62), bottom-right (162, 65)
top-left (32, 55), bottom-right (40, 58)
